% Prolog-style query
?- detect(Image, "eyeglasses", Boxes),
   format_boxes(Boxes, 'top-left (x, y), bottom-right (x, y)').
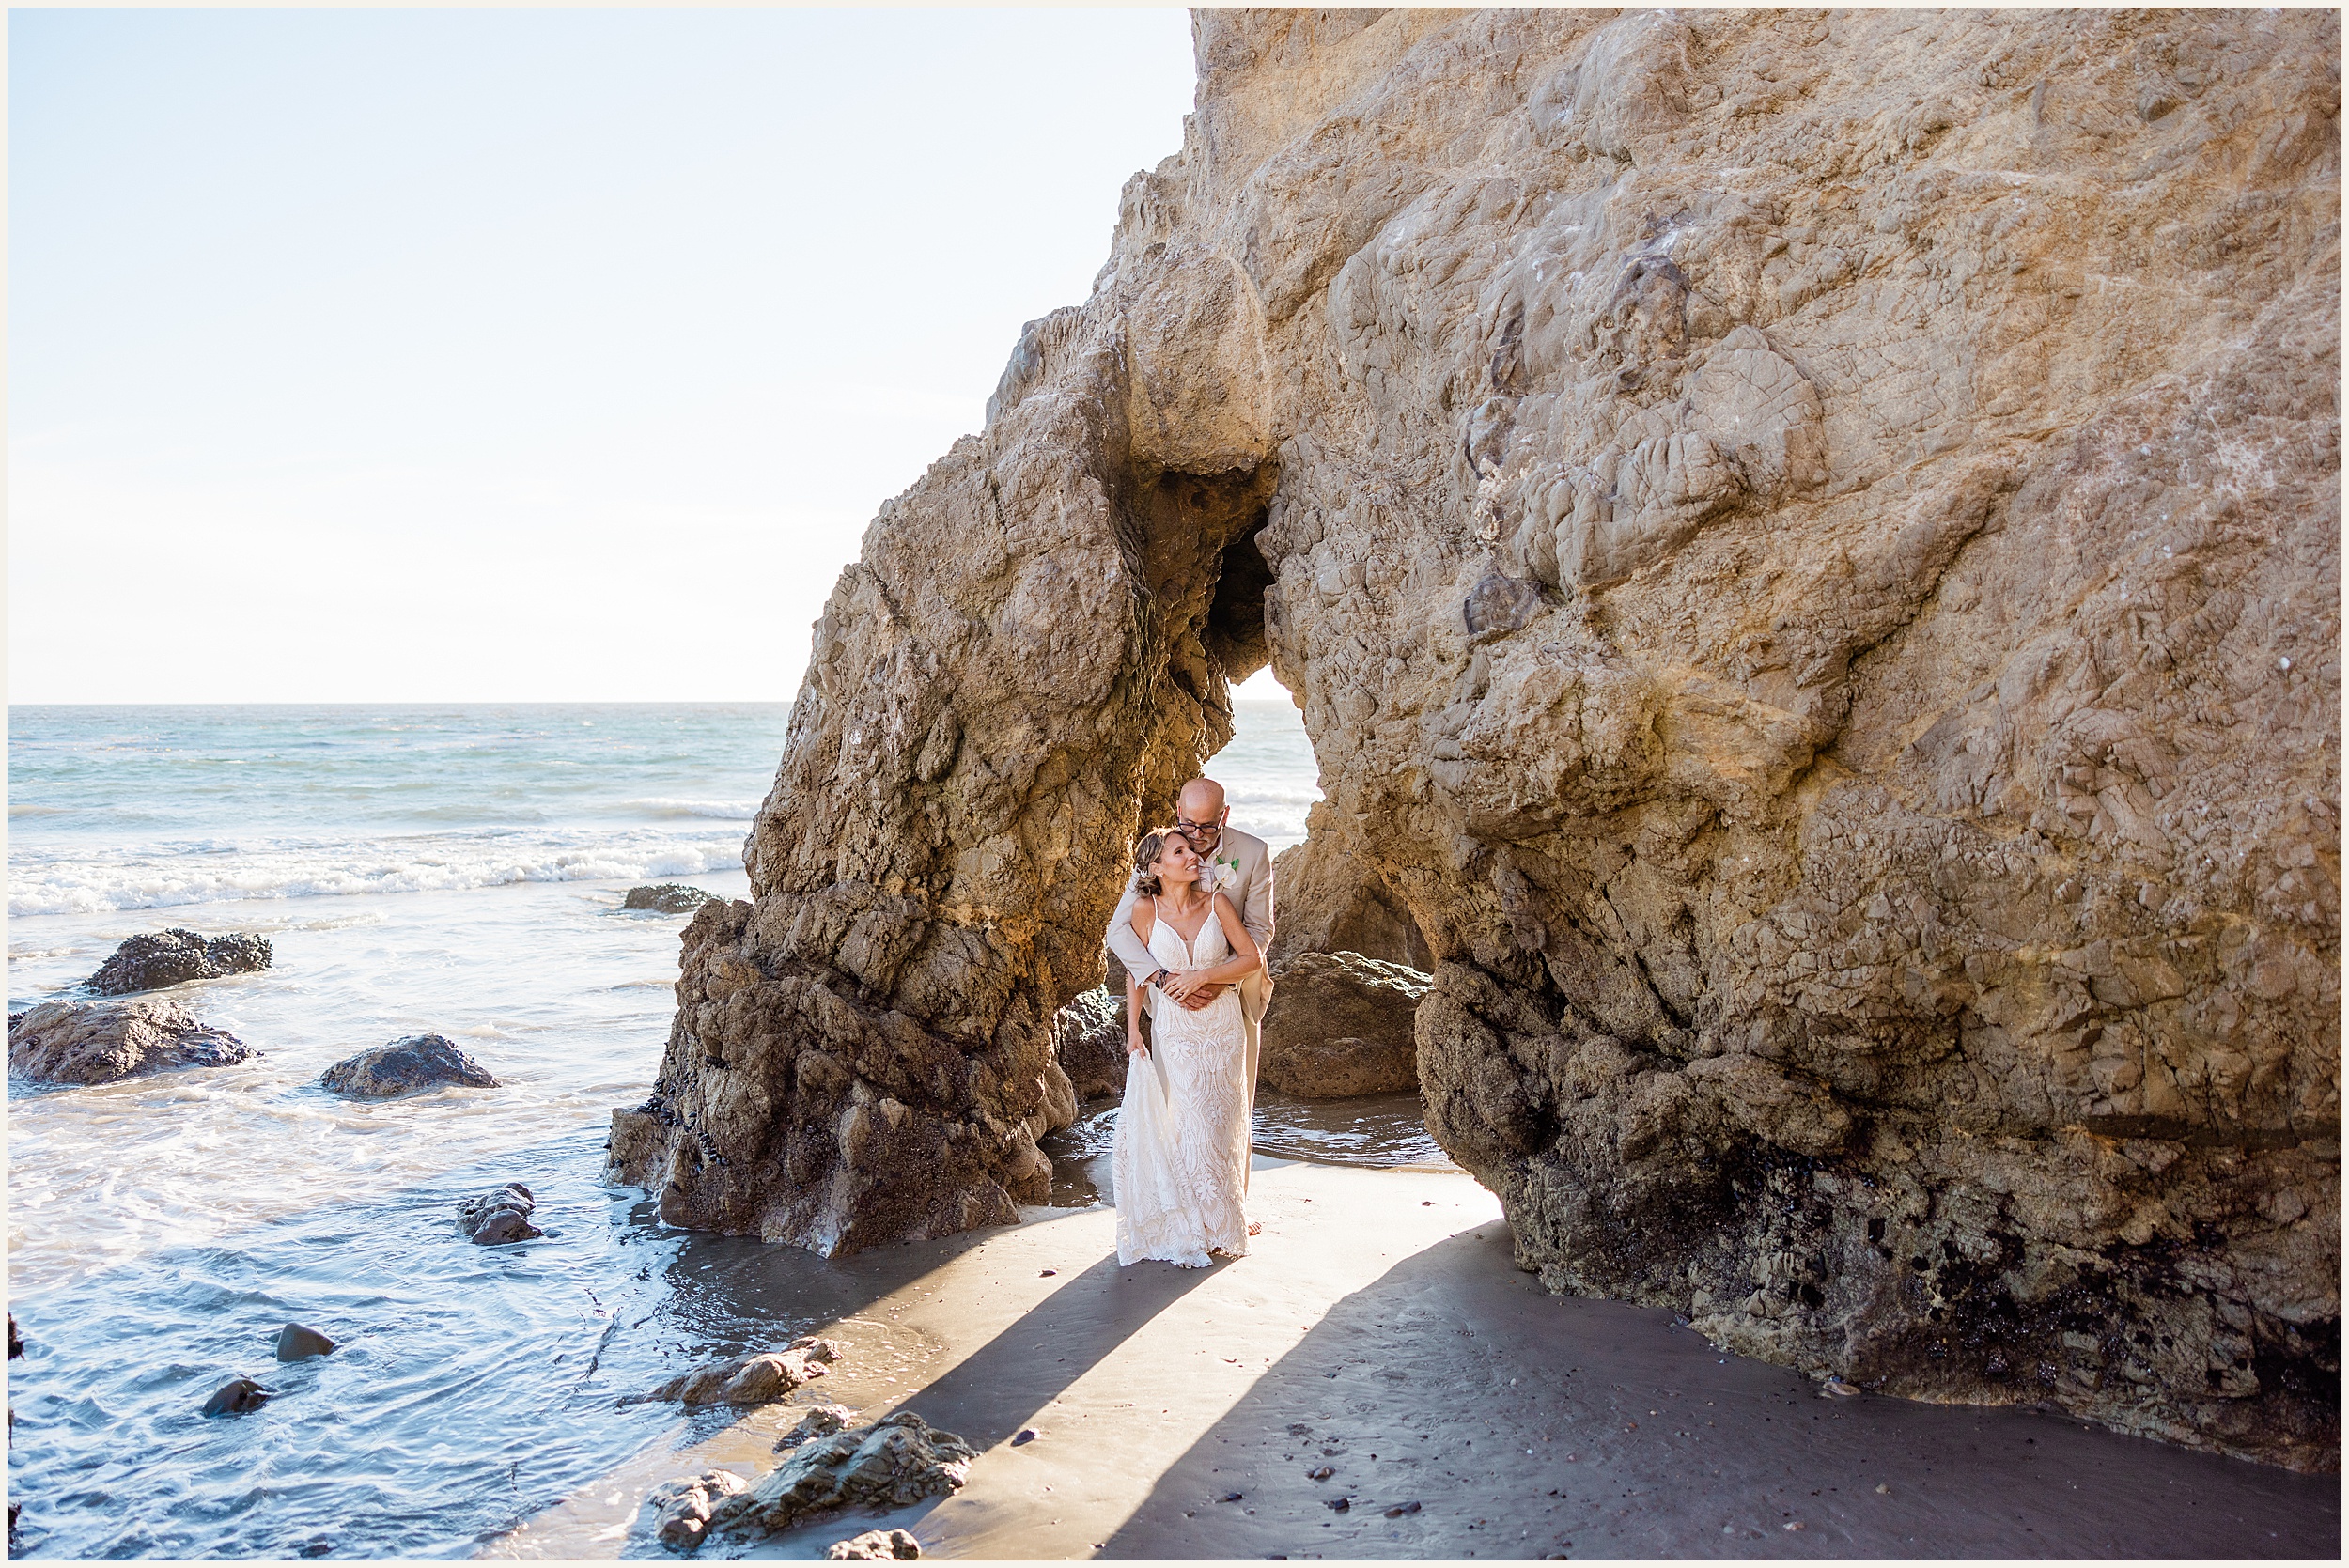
top-left (1173, 810), bottom-right (1226, 840)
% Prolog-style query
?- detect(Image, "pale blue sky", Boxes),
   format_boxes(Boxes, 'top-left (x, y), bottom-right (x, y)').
top-left (9, 7), bottom-right (1236, 703)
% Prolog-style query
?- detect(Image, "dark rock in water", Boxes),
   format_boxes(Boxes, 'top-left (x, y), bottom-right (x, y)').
top-left (86, 928), bottom-right (272, 995)
top-left (827, 1528), bottom-right (923, 1560)
top-left (8, 1000), bottom-right (254, 1086)
top-left (1050, 986), bottom-right (1129, 1103)
top-left (1259, 952), bottom-right (1430, 1097)
top-left (202, 1377), bottom-right (271, 1417)
top-left (319, 1034), bottom-right (497, 1097)
top-left (8, 1313), bottom-right (21, 1358)
top-left (298, 1540), bottom-right (333, 1558)
top-left (622, 884), bottom-right (721, 914)
top-left (456, 1183), bottom-right (542, 1245)
top-left (643, 1338), bottom-right (836, 1407)
top-left (275, 1323), bottom-right (337, 1361)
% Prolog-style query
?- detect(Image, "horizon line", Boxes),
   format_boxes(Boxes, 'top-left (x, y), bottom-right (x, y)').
top-left (5, 693), bottom-right (1304, 708)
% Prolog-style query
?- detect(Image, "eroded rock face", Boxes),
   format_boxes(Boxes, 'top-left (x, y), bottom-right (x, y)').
top-left (86, 929), bottom-right (271, 995)
top-left (1268, 804), bottom-right (1432, 970)
top-left (611, 899), bottom-right (1079, 1253)
top-left (1260, 952), bottom-right (1430, 1097)
top-left (618, 8), bottom-right (2340, 1466)
top-left (8, 1000), bottom-right (253, 1085)
top-left (1050, 986), bottom-right (1130, 1102)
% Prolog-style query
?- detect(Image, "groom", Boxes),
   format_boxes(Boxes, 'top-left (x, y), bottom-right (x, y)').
top-left (1105, 776), bottom-right (1275, 1094)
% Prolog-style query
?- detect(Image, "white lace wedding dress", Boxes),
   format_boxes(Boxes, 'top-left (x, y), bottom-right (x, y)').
top-left (1113, 900), bottom-right (1252, 1267)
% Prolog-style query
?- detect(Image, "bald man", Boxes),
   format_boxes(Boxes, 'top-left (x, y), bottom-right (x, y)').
top-left (1106, 776), bottom-right (1275, 1102)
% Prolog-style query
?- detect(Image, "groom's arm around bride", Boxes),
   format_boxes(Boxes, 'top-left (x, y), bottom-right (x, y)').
top-left (1104, 778), bottom-right (1273, 1017)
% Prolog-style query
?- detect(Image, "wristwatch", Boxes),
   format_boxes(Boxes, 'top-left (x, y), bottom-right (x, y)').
top-left (1148, 969), bottom-right (1170, 990)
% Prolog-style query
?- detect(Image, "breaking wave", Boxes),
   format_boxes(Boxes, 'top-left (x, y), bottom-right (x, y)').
top-left (8, 829), bottom-right (748, 917)
top-left (620, 797), bottom-right (763, 820)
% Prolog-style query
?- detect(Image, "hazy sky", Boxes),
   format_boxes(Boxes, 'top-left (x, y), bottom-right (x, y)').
top-left (8, 7), bottom-right (1266, 704)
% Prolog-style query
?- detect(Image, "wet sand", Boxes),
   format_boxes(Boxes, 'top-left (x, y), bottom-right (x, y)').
top-left (488, 1157), bottom-right (2336, 1560)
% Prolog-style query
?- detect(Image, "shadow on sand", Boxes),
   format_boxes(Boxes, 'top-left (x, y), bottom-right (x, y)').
top-left (1091, 1225), bottom-right (2341, 1560)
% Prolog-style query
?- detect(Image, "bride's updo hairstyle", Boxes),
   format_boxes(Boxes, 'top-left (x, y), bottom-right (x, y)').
top-left (1131, 827), bottom-right (1180, 896)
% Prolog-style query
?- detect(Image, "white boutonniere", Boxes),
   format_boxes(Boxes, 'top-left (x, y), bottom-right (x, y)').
top-left (1202, 855), bottom-right (1240, 895)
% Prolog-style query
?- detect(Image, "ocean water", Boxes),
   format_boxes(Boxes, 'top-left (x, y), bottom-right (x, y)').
top-left (4, 699), bottom-right (1323, 1558)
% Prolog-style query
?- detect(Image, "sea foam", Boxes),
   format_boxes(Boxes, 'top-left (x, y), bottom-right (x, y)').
top-left (621, 797), bottom-right (764, 820)
top-left (7, 830), bottom-right (748, 917)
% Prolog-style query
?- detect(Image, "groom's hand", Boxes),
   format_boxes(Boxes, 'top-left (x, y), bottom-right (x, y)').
top-left (1178, 982), bottom-right (1226, 1010)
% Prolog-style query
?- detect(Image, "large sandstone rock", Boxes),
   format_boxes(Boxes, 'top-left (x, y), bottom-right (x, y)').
top-left (617, 9), bottom-right (2340, 1467)
top-left (86, 929), bottom-right (271, 994)
top-left (8, 1000), bottom-right (253, 1085)
top-left (610, 899), bottom-right (1080, 1253)
top-left (1268, 804), bottom-right (1432, 970)
top-left (1259, 951), bottom-right (1431, 1096)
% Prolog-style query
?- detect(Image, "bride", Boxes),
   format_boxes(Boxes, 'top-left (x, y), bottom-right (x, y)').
top-left (1113, 825), bottom-right (1262, 1267)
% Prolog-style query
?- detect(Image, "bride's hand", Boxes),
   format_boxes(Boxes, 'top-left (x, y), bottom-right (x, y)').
top-left (1160, 970), bottom-right (1203, 1001)
top-left (1127, 1032), bottom-right (1148, 1059)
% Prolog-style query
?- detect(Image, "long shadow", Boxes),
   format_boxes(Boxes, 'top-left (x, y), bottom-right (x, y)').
top-left (1098, 1225), bottom-right (2342, 1560)
top-left (859, 1246), bottom-right (1221, 1452)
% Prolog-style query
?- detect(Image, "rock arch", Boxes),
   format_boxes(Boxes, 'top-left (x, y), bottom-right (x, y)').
top-left (615, 9), bottom-right (2341, 1468)
top-left (608, 291), bottom-right (1283, 1253)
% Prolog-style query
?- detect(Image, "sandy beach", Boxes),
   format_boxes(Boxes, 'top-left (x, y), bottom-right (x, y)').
top-left (490, 1158), bottom-right (2339, 1560)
